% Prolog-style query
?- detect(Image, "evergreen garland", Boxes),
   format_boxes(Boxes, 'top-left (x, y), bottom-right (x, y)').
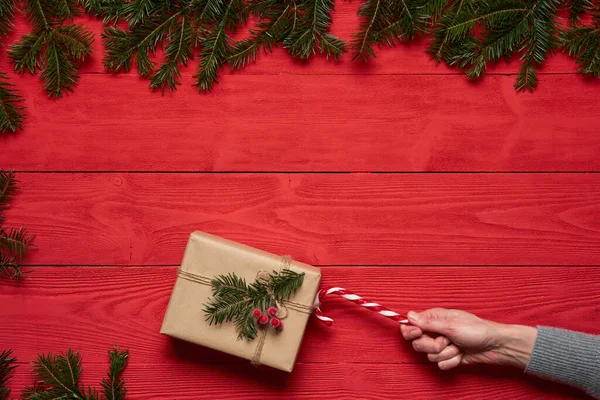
top-left (0, 348), bottom-right (128, 400)
top-left (204, 269), bottom-right (305, 341)
top-left (0, 170), bottom-right (35, 280)
top-left (1, 0), bottom-right (600, 132)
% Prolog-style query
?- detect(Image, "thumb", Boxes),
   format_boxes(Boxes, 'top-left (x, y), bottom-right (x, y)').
top-left (407, 309), bottom-right (453, 336)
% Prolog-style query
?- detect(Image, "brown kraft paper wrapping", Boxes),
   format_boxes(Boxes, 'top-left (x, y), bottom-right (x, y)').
top-left (160, 231), bottom-right (322, 372)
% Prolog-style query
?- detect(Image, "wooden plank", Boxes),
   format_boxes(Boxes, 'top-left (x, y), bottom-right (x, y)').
top-left (2, 266), bottom-right (599, 366)
top-left (0, 7), bottom-right (580, 76)
top-left (4, 173), bottom-right (600, 266)
top-left (6, 362), bottom-right (588, 399)
top-left (2, 73), bottom-right (600, 172)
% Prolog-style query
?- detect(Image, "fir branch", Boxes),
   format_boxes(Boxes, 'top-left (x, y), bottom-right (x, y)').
top-left (0, 350), bottom-right (16, 400)
top-left (22, 0), bottom-right (53, 30)
top-left (565, 0), bottom-right (593, 25)
top-left (9, 32), bottom-right (46, 74)
top-left (204, 269), bottom-right (305, 340)
top-left (433, 0), bottom-right (561, 91)
top-left (562, 25), bottom-right (600, 78)
top-left (428, 0), bottom-right (474, 63)
top-left (366, 0), bottom-right (428, 55)
top-left (0, 252), bottom-right (23, 279)
top-left (82, 0), bottom-right (128, 24)
top-left (266, 269), bottom-right (305, 301)
top-left (0, 73), bottom-right (25, 133)
top-left (0, 226), bottom-right (35, 260)
top-left (194, 0), bottom-right (247, 92)
top-left (53, 25), bottom-right (94, 60)
top-left (103, 9), bottom-right (185, 78)
top-left (515, 0), bottom-right (560, 91)
top-left (42, 40), bottom-right (79, 98)
top-left (284, 0), bottom-right (345, 60)
top-left (228, 1), bottom-right (295, 70)
top-left (423, 0), bottom-right (452, 21)
top-left (9, 0), bottom-right (94, 98)
top-left (0, 0), bottom-right (17, 40)
top-left (101, 348), bottom-right (128, 400)
top-left (31, 351), bottom-right (82, 397)
top-left (22, 348), bottom-right (129, 400)
top-left (149, 15), bottom-right (194, 92)
top-left (194, 21), bottom-right (230, 92)
top-left (53, 0), bottom-right (82, 21)
top-left (0, 170), bottom-right (17, 219)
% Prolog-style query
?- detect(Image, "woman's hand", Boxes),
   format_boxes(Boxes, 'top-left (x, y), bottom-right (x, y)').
top-left (400, 308), bottom-right (538, 370)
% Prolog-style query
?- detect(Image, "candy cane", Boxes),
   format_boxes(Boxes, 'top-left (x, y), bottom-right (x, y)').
top-left (313, 287), bottom-right (409, 326)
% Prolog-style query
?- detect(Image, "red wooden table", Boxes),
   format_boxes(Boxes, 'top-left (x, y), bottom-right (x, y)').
top-left (2, 4), bottom-right (599, 399)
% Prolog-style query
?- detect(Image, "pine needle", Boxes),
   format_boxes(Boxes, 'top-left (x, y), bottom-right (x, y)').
top-left (0, 170), bottom-right (17, 220)
top-left (562, 23), bottom-right (600, 78)
top-left (101, 348), bottom-right (128, 400)
top-left (0, 73), bottom-right (25, 133)
top-left (0, 350), bottom-right (16, 400)
top-left (0, 226), bottom-right (35, 260)
top-left (0, 0), bottom-right (17, 40)
top-left (0, 171), bottom-right (34, 280)
top-left (284, 0), bottom-right (345, 60)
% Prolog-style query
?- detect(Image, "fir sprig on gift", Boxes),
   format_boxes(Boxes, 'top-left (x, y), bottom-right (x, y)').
top-left (7, 0), bottom-right (94, 99)
top-left (0, 170), bottom-right (35, 280)
top-left (204, 269), bottom-right (304, 341)
top-left (20, 347), bottom-right (129, 400)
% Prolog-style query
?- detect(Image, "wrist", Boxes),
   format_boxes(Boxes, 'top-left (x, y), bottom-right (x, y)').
top-left (492, 323), bottom-right (538, 369)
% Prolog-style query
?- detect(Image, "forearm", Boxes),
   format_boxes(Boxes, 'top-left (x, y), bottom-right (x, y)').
top-left (492, 323), bottom-right (538, 369)
top-left (523, 327), bottom-right (600, 399)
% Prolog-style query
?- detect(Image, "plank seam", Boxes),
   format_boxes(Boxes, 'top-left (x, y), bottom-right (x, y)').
top-left (10, 171), bottom-right (600, 174)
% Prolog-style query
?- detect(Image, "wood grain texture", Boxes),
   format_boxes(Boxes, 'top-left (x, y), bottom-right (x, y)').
top-left (6, 362), bottom-right (589, 400)
top-left (1, 266), bottom-right (599, 365)
top-left (2, 72), bottom-right (600, 172)
top-left (4, 173), bottom-right (600, 266)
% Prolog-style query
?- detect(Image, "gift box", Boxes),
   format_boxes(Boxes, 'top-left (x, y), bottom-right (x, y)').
top-left (160, 231), bottom-right (321, 372)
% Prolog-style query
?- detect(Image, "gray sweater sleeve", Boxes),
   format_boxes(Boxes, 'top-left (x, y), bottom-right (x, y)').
top-left (525, 326), bottom-right (600, 399)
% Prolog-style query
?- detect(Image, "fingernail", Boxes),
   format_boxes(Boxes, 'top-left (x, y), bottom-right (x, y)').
top-left (407, 311), bottom-right (419, 322)
top-left (443, 337), bottom-right (451, 346)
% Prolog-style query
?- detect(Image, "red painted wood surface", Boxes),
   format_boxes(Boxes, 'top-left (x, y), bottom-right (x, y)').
top-left (5, 173), bottom-right (600, 266)
top-left (2, 267), bottom-right (600, 364)
top-left (2, 4), bottom-right (600, 399)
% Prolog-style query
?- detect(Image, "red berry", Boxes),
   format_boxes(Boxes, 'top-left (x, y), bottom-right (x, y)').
top-left (267, 307), bottom-right (278, 317)
top-left (252, 309), bottom-right (262, 318)
top-left (258, 315), bottom-right (269, 325)
top-left (270, 318), bottom-right (280, 328)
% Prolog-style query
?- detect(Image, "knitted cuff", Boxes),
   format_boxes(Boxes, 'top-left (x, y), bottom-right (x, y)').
top-left (525, 326), bottom-right (600, 399)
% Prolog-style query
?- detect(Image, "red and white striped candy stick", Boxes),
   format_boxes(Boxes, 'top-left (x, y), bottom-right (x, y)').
top-left (313, 287), bottom-right (409, 326)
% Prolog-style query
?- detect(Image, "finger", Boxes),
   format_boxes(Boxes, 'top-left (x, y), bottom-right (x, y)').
top-left (438, 353), bottom-right (463, 370)
top-left (400, 325), bottom-right (423, 340)
top-left (427, 344), bottom-right (460, 362)
top-left (407, 308), bottom-right (454, 336)
top-left (412, 334), bottom-right (450, 354)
